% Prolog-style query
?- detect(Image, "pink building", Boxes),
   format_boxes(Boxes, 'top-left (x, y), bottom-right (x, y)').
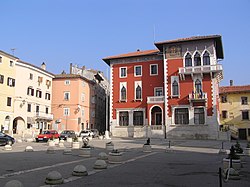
top-left (51, 74), bottom-right (95, 133)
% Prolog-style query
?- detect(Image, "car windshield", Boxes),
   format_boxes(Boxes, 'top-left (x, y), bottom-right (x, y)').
top-left (61, 131), bottom-right (68, 134)
top-left (41, 131), bottom-right (50, 134)
top-left (0, 132), bottom-right (5, 136)
top-left (81, 130), bottom-right (89, 133)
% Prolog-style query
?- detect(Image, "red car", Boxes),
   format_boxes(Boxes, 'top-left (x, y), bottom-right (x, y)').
top-left (36, 130), bottom-right (59, 142)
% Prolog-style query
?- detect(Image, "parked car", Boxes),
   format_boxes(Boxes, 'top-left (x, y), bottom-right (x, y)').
top-left (91, 129), bottom-right (99, 138)
top-left (0, 132), bottom-right (15, 146)
top-left (36, 130), bottom-right (59, 142)
top-left (79, 130), bottom-right (93, 138)
top-left (59, 130), bottom-right (76, 140)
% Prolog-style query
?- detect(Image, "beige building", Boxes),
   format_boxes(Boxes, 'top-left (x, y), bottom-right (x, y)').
top-left (219, 81), bottom-right (250, 140)
top-left (0, 50), bottom-right (18, 134)
top-left (14, 61), bottom-right (54, 136)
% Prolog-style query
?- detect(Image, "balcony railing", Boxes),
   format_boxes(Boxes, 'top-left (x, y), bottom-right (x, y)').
top-left (179, 64), bottom-right (223, 75)
top-left (147, 96), bottom-right (164, 103)
top-left (188, 92), bottom-right (207, 102)
top-left (35, 112), bottom-right (53, 121)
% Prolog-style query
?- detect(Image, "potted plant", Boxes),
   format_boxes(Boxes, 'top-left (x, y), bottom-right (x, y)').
top-left (106, 141), bottom-right (114, 151)
top-left (223, 145), bottom-right (241, 171)
top-left (108, 149), bottom-right (123, 164)
top-left (72, 137), bottom-right (80, 149)
top-left (79, 140), bottom-right (91, 157)
top-left (245, 142), bottom-right (250, 156)
top-left (234, 141), bottom-right (243, 154)
top-left (143, 138), bottom-right (152, 152)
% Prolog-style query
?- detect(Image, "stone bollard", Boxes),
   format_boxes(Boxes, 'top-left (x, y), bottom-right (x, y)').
top-left (25, 146), bottom-right (34, 152)
top-left (47, 147), bottom-right (55, 154)
top-left (143, 144), bottom-right (152, 153)
top-left (108, 151), bottom-right (123, 164)
top-left (17, 139), bottom-right (22, 143)
top-left (93, 160), bottom-right (107, 169)
top-left (4, 145), bottom-right (12, 151)
top-left (48, 140), bottom-right (55, 147)
top-left (45, 171), bottom-right (63, 185)
top-left (63, 148), bottom-right (72, 155)
top-left (26, 138), bottom-right (33, 142)
top-left (72, 165), bottom-right (88, 176)
top-left (79, 147), bottom-right (91, 157)
top-left (106, 142), bottom-right (114, 151)
top-left (54, 138), bottom-right (59, 145)
top-left (4, 180), bottom-right (24, 187)
top-left (67, 137), bottom-right (73, 143)
top-left (59, 140), bottom-right (65, 148)
top-left (98, 152), bottom-right (108, 160)
top-left (72, 141), bottom-right (80, 149)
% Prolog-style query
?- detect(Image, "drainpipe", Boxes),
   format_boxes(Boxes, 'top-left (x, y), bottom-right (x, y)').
top-left (163, 47), bottom-right (168, 139)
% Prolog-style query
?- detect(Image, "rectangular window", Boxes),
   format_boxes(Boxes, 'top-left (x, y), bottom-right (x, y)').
top-left (221, 95), bottom-right (227, 103)
top-left (36, 90), bottom-right (42, 98)
top-left (134, 66), bottom-right (142, 76)
top-left (10, 60), bottom-right (14, 67)
top-left (81, 93), bottom-right (85, 102)
top-left (0, 56), bottom-right (2, 63)
top-left (120, 67), bottom-right (127, 78)
top-left (0, 74), bottom-right (4, 84)
top-left (64, 92), bottom-right (70, 100)
top-left (222, 111), bottom-right (227, 118)
top-left (45, 93), bottom-right (51, 100)
top-left (241, 97), bottom-right (248, 105)
top-left (27, 87), bottom-right (34, 96)
top-left (133, 111), bottom-right (143, 126)
top-left (27, 104), bottom-right (31, 112)
top-left (81, 109), bottom-right (84, 117)
top-left (194, 108), bottom-right (205, 124)
top-left (91, 111), bottom-right (95, 117)
top-left (64, 108), bottom-right (70, 116)
top-left (7, 77), bottom-right (15, 87)
top-left (29, 73), bottom-right (33, 80)
top-left (154, 87), bottom-right (163, 96)
top-left (175, 108), bottom-right (189, 124)
top-left (45, 107), bottom-right (49, 114)
top-left (150, 64), bottom-right (158, 75)
top-left (242, 111), bottom-right (249, 120)
top-left (119, 111), bottom-right (129, 126)
top-left (91, 96), bottom-right (95, 103)
top-left (7, 97), bottom-right (12, 106)
top-left (65, 80), bottom-right (70, 85)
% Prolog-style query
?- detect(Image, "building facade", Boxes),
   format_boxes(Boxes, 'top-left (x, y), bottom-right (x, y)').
top-left (0, 51), bottom-right (18, 134)
top-left (14, 61), bottom-right (54, 136)
top-left (103, 35), bottom-right (224, 139)
top-left (219, 82), bottom-right (250, 140)
top-left (51, 74), bottom-right (95, 133)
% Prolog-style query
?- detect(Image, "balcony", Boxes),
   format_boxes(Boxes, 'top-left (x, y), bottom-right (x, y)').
top-left (188, 92), bottom-right (207, 102)
top-left (34, 112), bottom-right (53, 121)
top-left (179, 64), bottom-right (223, 80)
top-left (147, 96), bottom-right (164, 104)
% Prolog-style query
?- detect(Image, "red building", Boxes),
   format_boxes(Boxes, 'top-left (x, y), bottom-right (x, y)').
top-left (103, 35), bottom-right (224, 139)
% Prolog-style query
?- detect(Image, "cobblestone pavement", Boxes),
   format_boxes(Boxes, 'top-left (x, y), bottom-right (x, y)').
top-left (0, 137), bottom-right (249, 187)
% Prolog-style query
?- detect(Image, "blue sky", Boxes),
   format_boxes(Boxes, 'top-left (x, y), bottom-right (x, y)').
top-left (1, 0), bottom-right (250, 86)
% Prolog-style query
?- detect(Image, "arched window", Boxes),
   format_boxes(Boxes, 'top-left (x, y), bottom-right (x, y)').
top-left (203, 51), bottom-right (210, 65)
top-left (195, 79), bottom-right (202, 93)
top-left (194, 52), bottom-right (201, 66)
top-left (136, 85), bottom-right (142, 100)
top-left (121, 86), bottom-right (126, 101)
top-left (172, 80), bottom-right (179, 96)
top-left (185, 53), bottom-right (192, 67)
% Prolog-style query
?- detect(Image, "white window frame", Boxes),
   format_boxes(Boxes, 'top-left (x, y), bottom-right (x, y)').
top-left (134, 81), bottom-right (142, 101)
top-left (120, 67), bottom-right (127, 78)
top-left (64, 92), bottom-right (70, 101)
top-left (65, 80), bottom-right (70, 85)
top-left (134, 65), bottom-right (142, 77)
top-left (201, 49), bottom-right (211, 66)
top-left (150, 64), bottom-right (158, 76)
top-left (63, 108), bottom-right (70, 116)
top-left (171, 76), bottom-right (179, 97)
top-left (9, 60), bottom-right (14, 67)
top-left (120, 82), bottom-right (127, 102)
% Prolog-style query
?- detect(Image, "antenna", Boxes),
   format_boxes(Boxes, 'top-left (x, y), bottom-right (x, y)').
top-left (153, 25), bottom-right (156, 43)
top-left (11, 48), bottom-right (16, 56)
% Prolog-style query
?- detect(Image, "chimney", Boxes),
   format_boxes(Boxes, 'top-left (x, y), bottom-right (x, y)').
top-left (230, 80), bottom-right (233, 86)
top-left (41, 62), bottom-right (46, 70)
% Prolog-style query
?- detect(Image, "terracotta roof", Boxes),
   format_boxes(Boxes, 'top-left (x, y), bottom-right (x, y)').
top-left (155, 35), bottom-right (224, 59)
top-left (0, 50), bottom-right (19, 59)
top-left (54, 74), bottom-right (94, 84)
top-left (219, 85), bottom-right (250, 94)
top-left (103, 49), bottom-right (159, 65)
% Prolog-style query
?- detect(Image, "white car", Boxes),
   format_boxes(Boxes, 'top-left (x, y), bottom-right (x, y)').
top-left (79, 130), bottom-right (93, 137)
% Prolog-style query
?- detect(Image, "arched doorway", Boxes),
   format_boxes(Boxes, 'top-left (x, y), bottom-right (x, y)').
top-left (150, 106), bottom-right (163, 126)
top-left (4, 116), bottom-right (11, 133)
top-left (13, 117), bottom-right (25, 135)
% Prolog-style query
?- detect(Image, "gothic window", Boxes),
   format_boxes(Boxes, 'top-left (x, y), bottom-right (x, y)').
top-left (203, 51), bottom-right (210, 65)
top-left (194, 52), bottom-right (201, 66)
top-left (185, 53), bottom-right (192, 67)
top-left (172, 80), bottom-right (179, 96)
top-left (195, 79), bottom-right (202, 93)
top-left (136, 85), bottom-right (142, 100)
top-left (121, 86), bottom-right (126, 101)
